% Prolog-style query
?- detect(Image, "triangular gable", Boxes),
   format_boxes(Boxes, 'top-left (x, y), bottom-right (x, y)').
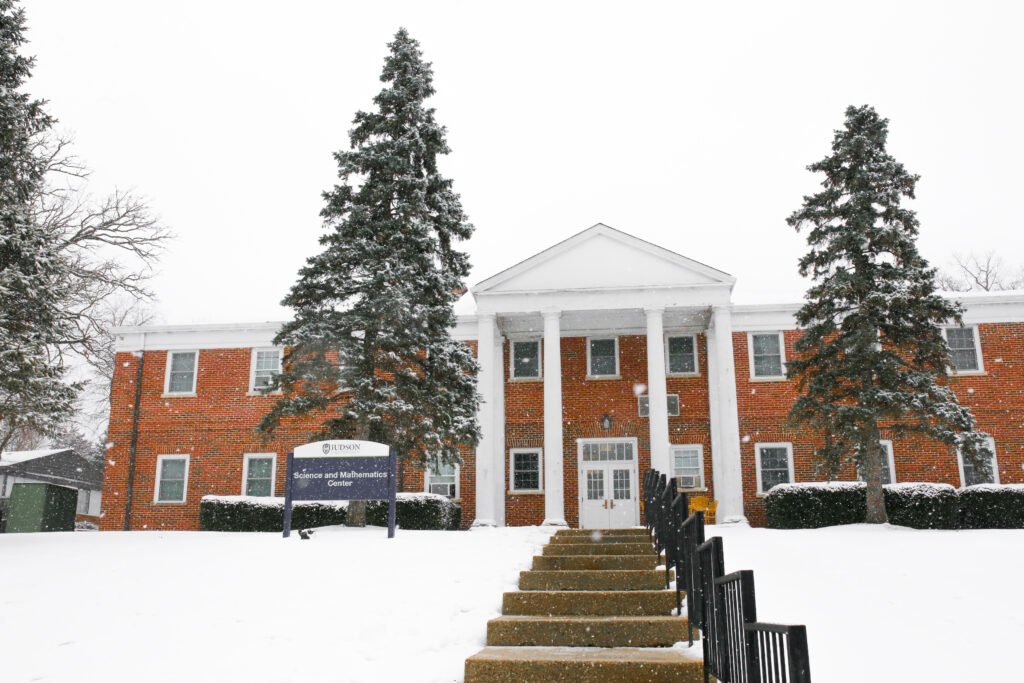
top-left (474, 223), bottom-right (735, 294)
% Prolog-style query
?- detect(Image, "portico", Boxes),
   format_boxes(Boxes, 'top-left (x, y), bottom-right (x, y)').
top-left (468, 224), bottom-right (745, 528)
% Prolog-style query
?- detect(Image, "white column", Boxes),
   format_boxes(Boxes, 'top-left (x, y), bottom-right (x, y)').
top-left (542, 309), bottom-right (567, 526)
top-left (706, 305), bottom-right (746, 522)
top-left (645, 307), bottom-right (671, 476)
top-left (472, 313), bottom-right (497, 527)
top-left (493, 333), bottom-right (506, 526)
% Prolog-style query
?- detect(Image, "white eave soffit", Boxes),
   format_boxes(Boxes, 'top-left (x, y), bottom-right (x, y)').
top-left (472, 223), bottom-right (736, 297)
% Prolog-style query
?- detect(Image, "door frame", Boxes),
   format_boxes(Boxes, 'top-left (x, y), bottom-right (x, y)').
top-left (576, 437), bottom-right (640, 528)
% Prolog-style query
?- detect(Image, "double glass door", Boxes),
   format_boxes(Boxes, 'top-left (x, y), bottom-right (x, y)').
top-left (578, 440), bottom-right (638, 529)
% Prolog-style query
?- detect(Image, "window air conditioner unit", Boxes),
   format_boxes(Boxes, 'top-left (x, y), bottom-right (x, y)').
top-left (675, 474), bottom-right (702, 490)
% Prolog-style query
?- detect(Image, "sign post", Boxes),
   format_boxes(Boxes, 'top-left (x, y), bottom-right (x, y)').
top-left (282, 440), bottom-right (398, 539)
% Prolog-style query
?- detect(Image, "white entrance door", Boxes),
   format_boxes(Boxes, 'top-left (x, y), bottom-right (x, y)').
top-left (578, 439), bottom-right (639, 529)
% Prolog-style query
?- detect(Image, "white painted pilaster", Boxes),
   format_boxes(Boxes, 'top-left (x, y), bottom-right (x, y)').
top-left (645, 307), bottom-right (671, 475)
top-left (472, 313), bottom-right (497, 527)
top-left (493, 333), bottom-right (506, 526)
top-left (542, 309), bottom-right (567, 526)
top-left (707, 305), bottom-right (746, 522)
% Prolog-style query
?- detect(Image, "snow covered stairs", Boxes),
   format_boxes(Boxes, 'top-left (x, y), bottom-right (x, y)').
top-left (464, 527), bottom-right (702, 682)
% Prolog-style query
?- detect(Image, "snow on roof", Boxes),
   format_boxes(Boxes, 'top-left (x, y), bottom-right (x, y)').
top-left (0, 448), bottom-right (72, 467)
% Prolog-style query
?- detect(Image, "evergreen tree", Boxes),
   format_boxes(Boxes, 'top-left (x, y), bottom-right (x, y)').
top-left (0, 0), bottom-right (78, 451)
top-left (259, 29), bottom-right (480, 525)
top-left (786, 105), bottom-right (991, 523)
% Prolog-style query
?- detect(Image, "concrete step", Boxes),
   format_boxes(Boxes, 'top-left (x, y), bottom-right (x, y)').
top-left (502, 589), bottom-right (678, 616)
top-left (542, 542), bottom-right (655, 556)
top-left (464, 646), bottom-right (703, 682)
top-left (519, 569), bottom-right (670, 591)
top-left (554, 528), bottom-right (651, 537)
top-left (531, 554), bottom-right (658, 571)
top-left (549, 534), bottom-right (652, 545)
top-left (486, 615), bottom-right (691, 647)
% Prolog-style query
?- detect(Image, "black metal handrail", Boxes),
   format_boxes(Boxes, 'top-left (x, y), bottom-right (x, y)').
top-left (643, 467), bottom-right (812, 683)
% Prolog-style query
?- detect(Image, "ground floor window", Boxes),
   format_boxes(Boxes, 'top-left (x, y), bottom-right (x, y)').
top-left (671, 445), bottom-right (704, 490)
top-left (510, 448), bottom-right (542, 492)
top-left (243, 454), bottom-right (276, 496)
top-left (154, 455), bottom-right (190, 503)
top-left (960, 438), bottom-right (999, 486)
top-left (426, 462), bottom-right (459, 498)
top-left (856, 440), bottom-right (896, 485)
top-left (755, 442), bottom-right (793, 494)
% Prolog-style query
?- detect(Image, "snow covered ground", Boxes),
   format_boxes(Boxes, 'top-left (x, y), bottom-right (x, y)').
top-left (0, 523), bottom-right (1021, 682)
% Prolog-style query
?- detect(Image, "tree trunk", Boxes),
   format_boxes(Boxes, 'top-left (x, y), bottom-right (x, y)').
top-left (863, 423), bottom-right (888, 524)
top-left (345, 418), bottom-right (371, 528)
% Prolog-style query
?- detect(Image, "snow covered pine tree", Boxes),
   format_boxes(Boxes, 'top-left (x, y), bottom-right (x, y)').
top-left (258, 29), bottom-right (480, 526)
top-left (786, 105), bottom-right (992, 524)
top-left (0, 0), bottom-right (79, 451)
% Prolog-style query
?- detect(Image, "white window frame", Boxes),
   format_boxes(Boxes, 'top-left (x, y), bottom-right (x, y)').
top-left (942, 325), bottom-right (985, 375)
top-left (241, 453), bottom-right (277, 497)
top-left (856, 440), bottom-right (897, 485)
top-left (670, 444), bottom-right (706, 491)
top-left (153, 454), bottom-right (190, 503)
top-left (754, 442), bottom-right (795, 495)
top-left (510, 339), bottom-right (543, 380)
top-left (958, 437), bottom-right (999, 487)
top-left (248, 347), bottom-right (284, 394)
top-left (163, 350), bottom-right (199, 396)
top-left (748, 331), bottom-right (787, 380)
top-left (586, 336), bottom-right (620, 378)
top-left (509, 448), bottom-right (544, 492)
top-left (665, 334), bottom-right (700, 377)
top-left (425, 462), bottom-right (460, 499)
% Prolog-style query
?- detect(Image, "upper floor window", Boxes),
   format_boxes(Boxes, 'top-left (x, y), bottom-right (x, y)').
top-left (164, 351), bottom-right (198, 395)
top-left (243, 454), bottom-right (276, 496)
top-left (426, 462), bottom-right (459, 498)
top-left (510, 448), bottom-right (543, 492)
top-left (671, 445), bottom-right (705, 490)
top-left (588, 337), bottom-right (619, 377)
top-left (511, 340), bottom-right (541, 379)
top-left (154, 454), bottom-right (190, 503)
top-left (667, 335), bottom-right (698, 375)
top-left (250, 348), bottom-right (283, 392)
top-left (749, 332), bottom-right (786, 379)
top-left (856, 440), bottom-right (896, 485)
top-left (638, 394), bottom-right (680, 417)
top-left (755, 442), bottom-right (794, 494)
top-left (944, 326), bottom-right (983, 373)
top-left (959, 437), bottom-right (998, 487)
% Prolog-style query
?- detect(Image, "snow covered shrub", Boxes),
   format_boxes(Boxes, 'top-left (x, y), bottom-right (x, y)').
top-left (764, 482), bottom-right (867, 529)
top-left (958, 485), bottom-right (1024, 529)
top-left (199, 496), bottom-right (348, 532)
top-left (366, 493), bottom-right (461, 530)
top-left (882, 483), bottom-right (959, 529)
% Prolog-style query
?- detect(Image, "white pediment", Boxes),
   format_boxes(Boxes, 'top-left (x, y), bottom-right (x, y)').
top-left (474, 224), bottom-right (734, 295)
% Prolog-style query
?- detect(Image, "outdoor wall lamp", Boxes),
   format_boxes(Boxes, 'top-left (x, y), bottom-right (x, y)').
top-left (602, 414), bottom-right (612, 430)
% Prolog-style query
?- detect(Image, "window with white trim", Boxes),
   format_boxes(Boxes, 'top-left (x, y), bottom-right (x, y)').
top-left (426, 462), bottom-right (459, 498)
top-left (165, 351), bottom-right (198, 394)
top-left (959, 437), bottom-right (998, 487)
top-left (510, 448), bottom-right (543, 492)
top-left (944, 326), bottom-right (982, 373)
top-left (76, 489), bottom-right (91, 515)
top-left (750, 333), bottom-right (786, 379)
top-left (671, 445), bottom-right (704, 490)
top-left (588, 337), bottom-right (619, 377)
top-left (667, 335), bottom-right (698, 375)
top-left (856, 440), bottom-right (896, 485)
top-left (243, 454), bottom-right (276, 496)
top-left (638, 394), bottom-right (680, 417)
top-left (154, 455), bottom-right (189, 503)
top-left (511, 340), bottom-right (541, 379)
top-left (250, 348), bottom-right (282, 392)
top-left (755, 442), bottom-right (794, 494)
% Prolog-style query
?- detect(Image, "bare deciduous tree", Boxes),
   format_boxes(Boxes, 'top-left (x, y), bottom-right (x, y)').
top-left (936, 252), bottom-right (1024, 292)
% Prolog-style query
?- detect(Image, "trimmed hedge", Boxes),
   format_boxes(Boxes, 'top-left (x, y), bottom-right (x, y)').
top-left (959, 485), bottom-right (1024, 529)
top-left (882, 483), bottom-right (958, 530)
top-left (765, 482), bottom-right (866, 529)
top-left (199, 493), bottom-right (461, 532)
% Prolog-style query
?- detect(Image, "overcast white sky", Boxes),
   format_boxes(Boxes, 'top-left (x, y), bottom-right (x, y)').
top-left (24, 1), bottom-right (1024, 325)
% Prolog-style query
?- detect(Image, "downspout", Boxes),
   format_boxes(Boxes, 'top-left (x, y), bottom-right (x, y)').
top-left (123, 334), bottom-right (145, 530)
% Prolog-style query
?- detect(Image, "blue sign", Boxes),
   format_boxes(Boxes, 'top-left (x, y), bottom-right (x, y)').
top-left (282, 440), bottom-right (397, 539)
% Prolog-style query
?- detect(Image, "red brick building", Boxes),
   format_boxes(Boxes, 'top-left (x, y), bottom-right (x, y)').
top-left (100, 224), bottom-right (1024, 530)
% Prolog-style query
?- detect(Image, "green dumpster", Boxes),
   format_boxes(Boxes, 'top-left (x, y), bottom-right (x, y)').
top-left (6, 483), bottom-right (77, 533)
